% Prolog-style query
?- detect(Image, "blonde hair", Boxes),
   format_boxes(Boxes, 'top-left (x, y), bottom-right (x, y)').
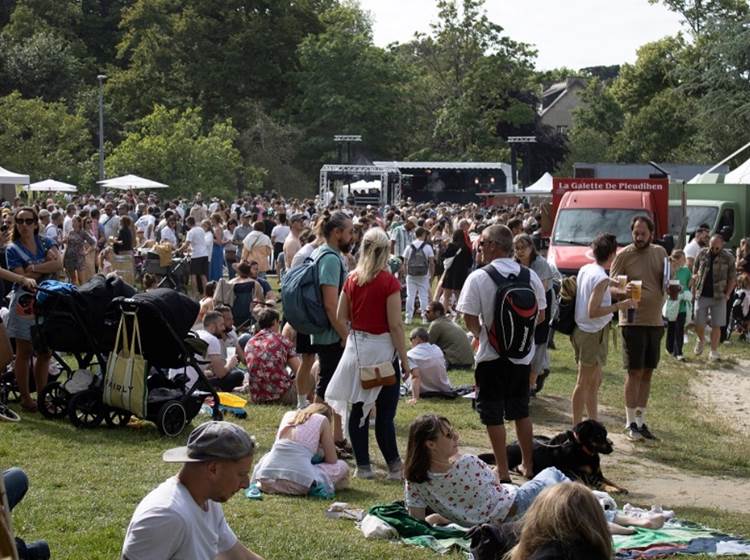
top-left (353, 227), bottom-right (390, 286)
top-left (505, 482), bottom-right (611, 560)
top-left (288, 403), bottom-right (333, 427)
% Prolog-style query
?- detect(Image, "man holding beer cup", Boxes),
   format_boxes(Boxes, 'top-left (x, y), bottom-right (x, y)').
top-left (610, 216), bottom-right (668, 442)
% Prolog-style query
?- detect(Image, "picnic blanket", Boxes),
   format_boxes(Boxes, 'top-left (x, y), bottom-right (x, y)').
top-left (356, 502), bottom-right (750, 557)
top-left (614, 519), bottom-right (750, 559)
top-left (364, 502), bottom-right (470, 554)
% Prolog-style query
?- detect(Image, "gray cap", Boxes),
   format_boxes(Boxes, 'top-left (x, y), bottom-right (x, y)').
top-left (290, 213), bottom-right (305, 223)
top-left (162, 421), bottom-right (256, 463)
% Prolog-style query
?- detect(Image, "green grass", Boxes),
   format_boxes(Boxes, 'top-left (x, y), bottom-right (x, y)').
top-left (3, 324), bottom-right (750, 559)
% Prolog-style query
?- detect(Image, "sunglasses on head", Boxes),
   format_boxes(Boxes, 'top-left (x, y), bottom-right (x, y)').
top-left (17, 218), bottom-right (37, 226)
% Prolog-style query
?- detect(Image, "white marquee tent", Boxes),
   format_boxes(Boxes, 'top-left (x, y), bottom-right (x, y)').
top-left (724, 156), bottom-right (750, 184)
top-left (0, 166), bottom-right (29, 185)
top-left (25, 179), bottom-right (78, 193)
top-left (98, 174), bottom-right (168, 190)
top-left (524, 172), bottom-right (553, 193)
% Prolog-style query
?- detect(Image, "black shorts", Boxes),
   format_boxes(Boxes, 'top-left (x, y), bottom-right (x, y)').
top-left (295, 331), bottom-right (314, 354)
top-left (621, 326), bottom-right (664, 371)
top-left (189, 256), bottom-right (209, 276)
top-left (474, 357), bottom-right (530, 425)
top-left (314, 342), bottom-right (344, 400)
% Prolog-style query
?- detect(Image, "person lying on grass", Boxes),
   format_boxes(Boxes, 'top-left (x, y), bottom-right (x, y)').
top-left (404, 414), bottom-right (569, 528)
top-left (403, 415), bottom-right (668, 535)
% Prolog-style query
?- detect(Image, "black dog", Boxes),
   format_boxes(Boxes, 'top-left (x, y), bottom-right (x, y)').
top-left (478, 419), bottom-right (628, 494)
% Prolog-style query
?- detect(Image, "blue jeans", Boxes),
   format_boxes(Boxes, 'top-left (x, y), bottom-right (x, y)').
top-left (349, 360), bottom-right (401, 468)
top-left (510, 467), bottom-right (570, 519)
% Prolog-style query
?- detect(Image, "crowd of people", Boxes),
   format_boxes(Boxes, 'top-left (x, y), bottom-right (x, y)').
top-left (1, 188), bottom-right (742, 559)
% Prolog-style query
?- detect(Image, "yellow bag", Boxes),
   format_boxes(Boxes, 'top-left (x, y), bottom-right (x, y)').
top-left (103, 313), bottom-right (148, 418)
top-left (217, 392), bottom-right (247, 409)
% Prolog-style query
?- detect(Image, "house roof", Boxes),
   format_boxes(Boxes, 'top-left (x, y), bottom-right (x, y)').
top-left (540, 77), bottom-right (587, 116)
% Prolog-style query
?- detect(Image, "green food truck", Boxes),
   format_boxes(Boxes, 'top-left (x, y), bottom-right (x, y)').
top-left (669, 182), bottom-right (750, 247)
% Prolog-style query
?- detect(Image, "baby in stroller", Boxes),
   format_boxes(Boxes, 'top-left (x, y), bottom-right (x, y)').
top-left (731, 273), bottom-right (750, 341)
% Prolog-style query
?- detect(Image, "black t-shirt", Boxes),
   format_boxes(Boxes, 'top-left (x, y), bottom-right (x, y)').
top-left (116, 227), bottom-right (133, 254)
top-left (700, 253), bottom-right (715, 298)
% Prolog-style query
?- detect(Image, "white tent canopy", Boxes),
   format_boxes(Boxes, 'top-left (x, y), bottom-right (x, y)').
top-left (346, 179), bottom-right (381, 192)
top-left (97, 174), bottom-right (168, 190)
top-left (25, 179), bottom-right (78, 193)
top-left (525, 172), bottom-right (553, 193)
top-left (725, 156), bottom-right (750, 184)
top-left (0, 166), bottom-right (29, 185)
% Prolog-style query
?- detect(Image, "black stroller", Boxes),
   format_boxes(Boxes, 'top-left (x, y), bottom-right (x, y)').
top-left (27, 275), bottom-right (136, 421)
top-left (66, 288), bottom-right (222, 436)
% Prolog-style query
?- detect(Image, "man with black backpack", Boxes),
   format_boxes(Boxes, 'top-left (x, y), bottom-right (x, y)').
top-left (403, 227), bottom-right (435, 323)
top-left (456, 225), bottom-right (547, 483)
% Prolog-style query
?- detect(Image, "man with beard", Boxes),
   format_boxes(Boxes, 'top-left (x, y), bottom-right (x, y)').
top-left (692, 234), bottom-right (736, 361)
top-left (685, 224), bottom-right (710, 269)
top-left (610, 216), bottom-right (667, 442)
top-left (311, 211), bottom-right (352, 452)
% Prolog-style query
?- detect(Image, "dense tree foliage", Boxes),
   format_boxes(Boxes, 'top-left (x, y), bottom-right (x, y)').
top-left (2, 0), bottom-right (750, 194)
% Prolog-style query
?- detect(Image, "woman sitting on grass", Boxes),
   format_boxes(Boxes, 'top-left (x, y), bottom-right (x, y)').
top-left (251, 403), bottom-right (349, 496)
top-left (404, 415), bottom-right (568, 528)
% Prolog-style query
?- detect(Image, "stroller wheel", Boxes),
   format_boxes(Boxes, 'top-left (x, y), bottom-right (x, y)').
top-left (38, 382), bottom-right (69, 419)
top-left (104, 407), bottom-right (133, 428)
top-left (0, 403), bottom-right (20, 422)
top-left (1, 371), bottom-right (20, 403)
top-left (68, 389), bottom-right (104, 429)
top-left (157, 400), bottom-right (187, 437)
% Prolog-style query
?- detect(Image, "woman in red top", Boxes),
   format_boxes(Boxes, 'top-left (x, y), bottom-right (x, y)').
top-left (325, 227), bottom-right (412, 480)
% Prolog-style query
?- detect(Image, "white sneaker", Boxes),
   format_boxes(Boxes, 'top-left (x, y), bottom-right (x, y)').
top-left (354, 467), bottom-right (376, 479)
top-left (709, 350), bottom-right (720, 361)
top-left (386, 460), bottom-right (403, 481)
top-left (694, 339), bottom-right (705, 356)
top-left (676, 354), bottom-right (685, 361)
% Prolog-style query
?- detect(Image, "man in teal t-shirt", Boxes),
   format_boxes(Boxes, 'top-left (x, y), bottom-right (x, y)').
top-left (310, 211), bottom-right (353, 446)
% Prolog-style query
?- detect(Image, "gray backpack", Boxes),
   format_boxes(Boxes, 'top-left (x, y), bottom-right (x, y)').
top-left (406, 243), bottom-right (429, 276)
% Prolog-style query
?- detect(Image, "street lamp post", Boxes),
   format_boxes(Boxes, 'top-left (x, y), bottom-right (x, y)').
top-left (97, 74), bottom-right (107, 181)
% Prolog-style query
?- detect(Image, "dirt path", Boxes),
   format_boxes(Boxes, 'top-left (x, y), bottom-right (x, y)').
top-left (462, 394), bottom-right (750, 514)
top-left (691, 358), bottom-right (750, 436)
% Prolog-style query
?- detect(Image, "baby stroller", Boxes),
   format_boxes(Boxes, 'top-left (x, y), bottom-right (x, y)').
top-left (67, 288), bottom-right (222, 436)
top-left (29, 275), bottom-right (136, 420)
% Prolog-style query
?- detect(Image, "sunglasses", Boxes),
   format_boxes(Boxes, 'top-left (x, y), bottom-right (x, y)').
top-left (17, 218), bottom-right (37, 226)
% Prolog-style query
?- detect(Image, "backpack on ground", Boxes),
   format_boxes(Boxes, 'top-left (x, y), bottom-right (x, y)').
top-left (483, 265), bottom-right (539, 360)
top-left (406, 243), bottom-right (429, 276)
top-left (281, 249), bottom-right (344, 335)
top-left (552, 275), bottom-right (577, 336)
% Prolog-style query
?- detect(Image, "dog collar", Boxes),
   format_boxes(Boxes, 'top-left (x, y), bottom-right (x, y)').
top-left (573, 431), bottom-right (596, 456)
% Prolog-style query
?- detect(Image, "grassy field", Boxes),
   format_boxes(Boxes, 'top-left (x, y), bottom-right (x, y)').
top-left (3, 326), bottom-right (750, 559)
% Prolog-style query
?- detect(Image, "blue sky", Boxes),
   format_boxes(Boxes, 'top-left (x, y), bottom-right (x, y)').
top-left (360, 0), bottom-right (685, 70)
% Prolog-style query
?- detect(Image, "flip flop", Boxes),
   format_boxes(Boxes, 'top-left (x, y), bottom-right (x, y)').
top-left (20, 399), bottom-right (38, 413)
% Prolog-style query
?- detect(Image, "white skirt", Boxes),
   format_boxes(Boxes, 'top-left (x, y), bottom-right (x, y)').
top-left (325, 331), bottom-right (395, 429)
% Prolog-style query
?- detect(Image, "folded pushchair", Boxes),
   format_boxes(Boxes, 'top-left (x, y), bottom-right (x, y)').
top-left (66, 288), bottom-right (222, 436)
top-left (29, 275), bottom-right (136, 420)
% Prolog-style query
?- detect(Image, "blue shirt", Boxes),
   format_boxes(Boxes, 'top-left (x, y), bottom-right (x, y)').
top-left (310, 243), bottom-right (345, 346)
top-left (6, 236), bottom-right (55, 280)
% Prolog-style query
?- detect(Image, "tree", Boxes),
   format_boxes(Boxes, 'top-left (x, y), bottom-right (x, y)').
top-left (0, 92), bottom-right (91, 185)
top-left (295, 4), bottom-right (412, 168)
top-left (0, 31), bottom-right (84, 100)
top-left (571, 79), bottom-right (624, 142)
top-left (106, 105), bottom-right (256, 198)
top-left (611, 36), bottom-right (686, 114)
top-left (609, 88), bottom-right (699, 162)
top-left (649, 0), bottom-right (748, 35)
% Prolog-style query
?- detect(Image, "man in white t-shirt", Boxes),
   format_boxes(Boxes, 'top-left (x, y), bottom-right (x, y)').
top-left (684, 224), bottom-right (710, 269)
top-left (122, 421), bottom-right (264, 560)
top-left (402, 227), bottom-right (435, 323)
top-left (184, 216), bottom-right (210, 294)
top-left (405, 327), bottom-right (453, 403)
top-left (134, 206), bottom-right (157, 241)
top-left (270, 213), bottom-right (290, 273)
top-left (456, 224), bottom-right (546, 483)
